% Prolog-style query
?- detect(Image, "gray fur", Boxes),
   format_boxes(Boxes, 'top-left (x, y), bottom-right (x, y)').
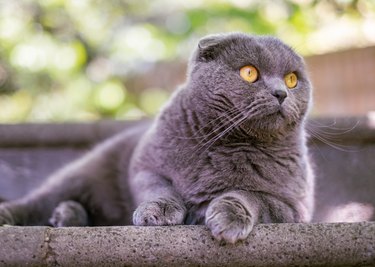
top-left (49, 201), bottom-right (88, 227)
top-left (0, 33), bottom-right (314, 244)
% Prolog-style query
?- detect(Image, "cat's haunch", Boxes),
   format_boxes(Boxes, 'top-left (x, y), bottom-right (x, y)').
top-left (0, 33), bottom-right (314, 244)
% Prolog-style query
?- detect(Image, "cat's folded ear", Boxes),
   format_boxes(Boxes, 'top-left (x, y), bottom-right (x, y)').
top-left (197, 34), bottom-right (227, 62)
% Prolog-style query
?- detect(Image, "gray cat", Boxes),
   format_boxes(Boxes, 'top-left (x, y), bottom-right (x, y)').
top-left (0, 33), bottom-right (314, 244)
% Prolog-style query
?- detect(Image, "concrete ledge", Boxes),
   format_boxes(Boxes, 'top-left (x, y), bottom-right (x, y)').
top-left (0, 223), bottom-right (374, 266)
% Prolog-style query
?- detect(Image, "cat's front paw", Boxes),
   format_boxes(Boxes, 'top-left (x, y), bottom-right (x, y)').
top-left (205, 196), bottom-right (254, 244)
top-left (0, 204), bottom-right (15, 225)
top-left (49, 201), bottom-right (89, 227)
top-left (133, 198), bottom-right (186, 226)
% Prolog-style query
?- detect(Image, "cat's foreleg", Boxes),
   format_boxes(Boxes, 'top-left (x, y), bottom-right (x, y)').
top-left (131, 171), bottom-right (186, 226)
top-left (205, 191), bottom-right (260, 244)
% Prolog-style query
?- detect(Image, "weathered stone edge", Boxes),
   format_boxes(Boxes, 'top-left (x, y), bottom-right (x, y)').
top-left (0, 222), bottom-right (374, 267)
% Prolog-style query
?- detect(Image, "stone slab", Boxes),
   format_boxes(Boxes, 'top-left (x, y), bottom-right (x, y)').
top-left (0, 223), bottom-right (374, 266)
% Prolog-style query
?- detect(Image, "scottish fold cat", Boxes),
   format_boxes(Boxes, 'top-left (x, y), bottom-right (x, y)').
top-left (0, 33), bottom-right (314, 244)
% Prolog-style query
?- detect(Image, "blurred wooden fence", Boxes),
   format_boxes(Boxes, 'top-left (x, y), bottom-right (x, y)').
top-left (125, 46), bottom-right (375, 117)
top-left (305, 46), bottom-right (375, 117)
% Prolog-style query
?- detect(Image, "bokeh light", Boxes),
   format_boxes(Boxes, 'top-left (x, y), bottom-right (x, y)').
top-left (0, 0), bottom-right (374, 122)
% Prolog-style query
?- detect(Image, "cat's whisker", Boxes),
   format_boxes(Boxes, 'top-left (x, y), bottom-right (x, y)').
top-left (174, 106), bottom-right (240, 141)
top-left (306, 118), bottom-right (360, 150)
top-left (189, 110), bottom-right (240, 140)
top-left (185, 111), bottom-right (246, 165)
top-left (308, 129), bottom-right (351, 138)
top-left (244, 102), bottom-right (270, 119)
top-left (194, 122), bottom-right (245, 160)
top-left (198, 98), bottom-right (268, 143)
top-left (307, 119), bottom-right (359, 135)
top-left (192, 111), bottom-right (244, 151)
top-left (195, 113), bottom-right (248, 156)
top-left (308, 118), bottom-right (339, 128)
top-left (307, 127), bottom-right (359, 152)
top-left (185, 111), bottom-right (241, 145)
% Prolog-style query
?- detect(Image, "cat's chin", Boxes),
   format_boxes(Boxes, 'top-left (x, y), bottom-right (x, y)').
top-left (242, 109), bottom-right (296, 137)
top-left (248, 105), bottom-right (283, 123)
top-left (265, 104), bottom-right (299, 126)
top-left (260, 112), bottom-right (286, 129)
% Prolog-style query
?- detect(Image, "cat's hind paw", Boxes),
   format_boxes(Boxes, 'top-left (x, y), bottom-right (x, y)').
top-left (49, 201), bottom-right (88, 227)
top-left (0, 205), bottom-right (15, 226)
top-left (133, 198), bottom-right (186, 226)
top-left (205, 196), bottom-right (254, 244)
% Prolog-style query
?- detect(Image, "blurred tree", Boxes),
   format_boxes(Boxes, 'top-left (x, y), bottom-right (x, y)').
top-left (0, 0), bottom-right (374, 122)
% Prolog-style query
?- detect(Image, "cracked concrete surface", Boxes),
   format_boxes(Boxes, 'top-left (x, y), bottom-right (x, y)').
top-left (0, 223), bottom-right (374, 266)
top-left (42, 227), bottom-right (58, 266)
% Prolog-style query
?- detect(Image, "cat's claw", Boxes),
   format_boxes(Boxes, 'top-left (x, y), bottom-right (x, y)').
top-left (205, 196), bottom-right (254, 244)
top-left (49, 201), bottom-right (89, 227)
top-left (133, 198), bottom-right (186, 226)
top-left (0, 205), bottom-right (15, 226)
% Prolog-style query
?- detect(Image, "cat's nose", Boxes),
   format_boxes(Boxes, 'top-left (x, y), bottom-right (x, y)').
top-left (271, 89), bottom-right (287, 104)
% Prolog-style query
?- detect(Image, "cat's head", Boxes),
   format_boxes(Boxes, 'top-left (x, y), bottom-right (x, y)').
top-left (187, 33), bottom-right (312, 140)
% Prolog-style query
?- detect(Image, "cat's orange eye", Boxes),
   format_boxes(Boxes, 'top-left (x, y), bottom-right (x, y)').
top-left (284, 72), bottom-right (298, 89)
top-left (240, 65), bottom-right (258, 83)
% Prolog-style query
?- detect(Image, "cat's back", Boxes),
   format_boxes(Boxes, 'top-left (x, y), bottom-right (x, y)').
top-left (107, 119), bottom-right (153, 170)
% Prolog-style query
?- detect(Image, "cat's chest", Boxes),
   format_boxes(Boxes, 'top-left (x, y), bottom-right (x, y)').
top-left (176, 144), bottom-right (303, 202)
top-left (206, 145), bottom-right (299, 178)
top-left (171, 143), bottom-right (308, 225)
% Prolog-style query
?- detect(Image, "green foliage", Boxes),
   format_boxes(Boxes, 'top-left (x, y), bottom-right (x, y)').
top-left (0, 0), bottom-right (373, 122)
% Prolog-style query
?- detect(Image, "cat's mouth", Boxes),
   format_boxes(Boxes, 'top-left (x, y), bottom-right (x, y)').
top-left (263, 109), bottom-right (285, 121)
top-left (254, 104), bottom-right (285, 119)
top-left (243, 104), bottom-right (289, 128)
